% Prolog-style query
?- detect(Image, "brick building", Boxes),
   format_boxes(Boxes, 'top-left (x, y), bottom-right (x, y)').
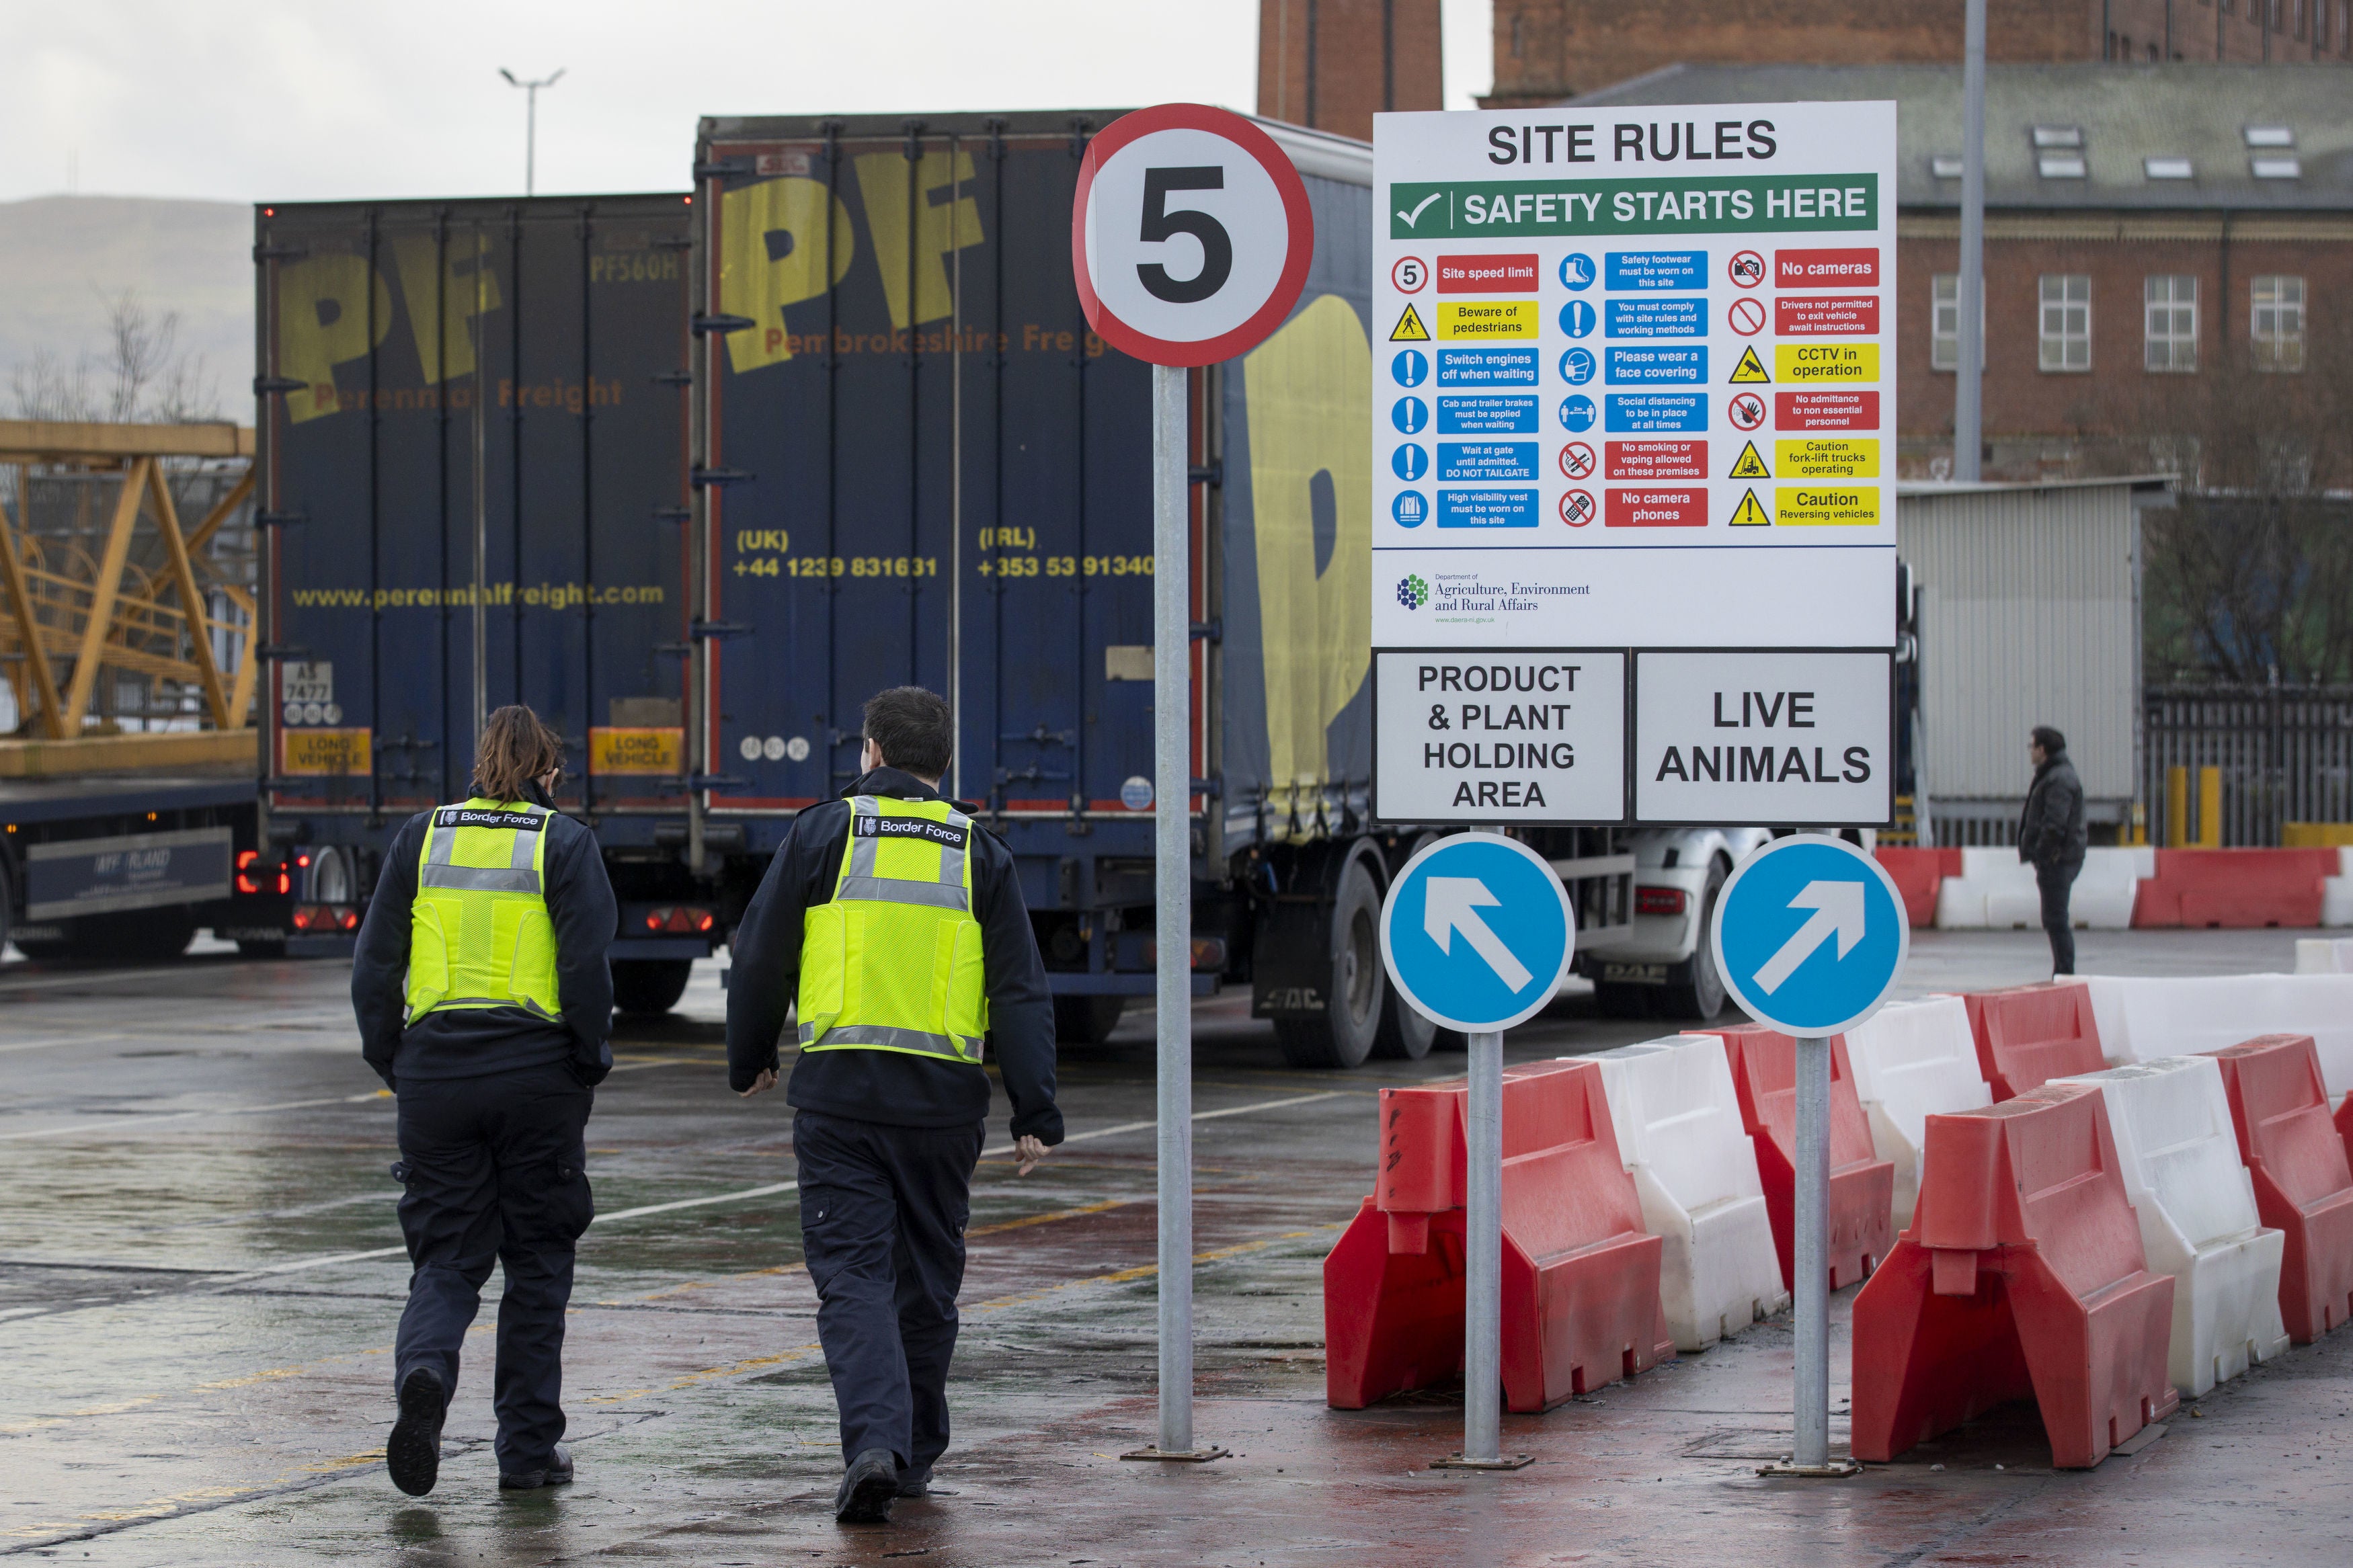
top-left (1569, 63), bottom-right (2353, 478)
top-left (1257, 0), bottom-right (1444, 141)
top-left (1486, 1), bottom-right (2352, 108)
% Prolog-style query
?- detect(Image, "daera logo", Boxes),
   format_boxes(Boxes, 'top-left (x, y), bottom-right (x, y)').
top-left (1395, 574), bottom-right (1431, 610)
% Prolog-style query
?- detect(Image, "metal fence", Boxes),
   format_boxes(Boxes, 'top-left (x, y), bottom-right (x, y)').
top-left (2143, 685), bottom-right (2353, 845)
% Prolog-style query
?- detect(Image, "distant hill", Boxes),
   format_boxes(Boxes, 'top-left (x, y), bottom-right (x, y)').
top-left (0, 196), bottom-right (251, 421)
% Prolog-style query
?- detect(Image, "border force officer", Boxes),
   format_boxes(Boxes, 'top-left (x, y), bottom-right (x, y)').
top-left (727, 686), bottom-right (1064, 1524)
top-left (353, 704), bottom-right (618, 1496)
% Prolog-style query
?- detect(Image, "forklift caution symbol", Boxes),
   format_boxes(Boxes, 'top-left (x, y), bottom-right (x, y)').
top-left (1390, 303), bottom-right (1431, 342)
top-left (1727, 488), bottom-right (1772, 526)
top-left (1728, 441), bottom-right (1771, 479)
top-left (1728, 344), bottom-right (1771, 383)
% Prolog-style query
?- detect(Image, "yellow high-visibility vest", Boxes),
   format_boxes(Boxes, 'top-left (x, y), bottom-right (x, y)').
top-left (404, 798), bottom-right (561, 1024)
top-left (796, 795), bottom-right (988, 1065)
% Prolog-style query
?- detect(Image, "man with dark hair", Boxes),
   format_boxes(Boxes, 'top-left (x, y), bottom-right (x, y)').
top-left (2018, 725), bottom-right (2088, 975)
top-left (727, 685), bottom-right (1062, 1526)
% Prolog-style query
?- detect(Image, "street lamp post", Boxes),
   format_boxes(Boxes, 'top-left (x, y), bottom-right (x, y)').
top-left (498, 67), bottom-right (566, 196)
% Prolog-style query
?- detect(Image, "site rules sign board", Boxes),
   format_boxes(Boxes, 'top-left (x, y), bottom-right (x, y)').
top-left (1369, 101), bottom-right (1897, 826)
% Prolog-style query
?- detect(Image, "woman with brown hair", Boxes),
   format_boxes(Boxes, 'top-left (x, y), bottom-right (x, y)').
top-left (350, 704), bottom-right (617, 1497)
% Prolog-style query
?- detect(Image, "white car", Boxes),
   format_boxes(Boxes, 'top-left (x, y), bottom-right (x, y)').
top-left (1579, 826), bottom-right (1772, 1022)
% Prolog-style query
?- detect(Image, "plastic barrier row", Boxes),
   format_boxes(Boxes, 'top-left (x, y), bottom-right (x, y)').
top-left (1874, 845), bottom-right (2353, 932)
top-left (1935, 846), bottom-right (2147, 932)
top-left (2071, 973), bottom-right (2353, 1112)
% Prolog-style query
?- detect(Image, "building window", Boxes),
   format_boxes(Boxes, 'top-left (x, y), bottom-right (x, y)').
top-left (2039, 274), bottom-right (2091, 372)
top-left (1511, 11), bottom-right (1525, 57)
top-left (2145, 276), bottom-right (2198, 372)
top-left (2251, 276), bottom-right (2306, 370)
top-left (1933, 274), bottom-right (1958, 370)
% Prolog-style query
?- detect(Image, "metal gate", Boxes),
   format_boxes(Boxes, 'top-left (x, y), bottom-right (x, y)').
top-left (2143, 684), bottom-right (2353, 845)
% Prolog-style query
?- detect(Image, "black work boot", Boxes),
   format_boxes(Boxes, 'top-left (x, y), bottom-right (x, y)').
top-left (834, 1448), bottom-right (899, 1523)
top-left (895, 1464), bottom-right (932, 1499)
top-left (500, 1444), bottom-right (574, 1491)
top-left (386, 1367), bottom-right (447, 1497)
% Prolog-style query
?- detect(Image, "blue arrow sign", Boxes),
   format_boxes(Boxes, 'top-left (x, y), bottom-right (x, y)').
top-left (1710, 835), bottom-right (1909, 1037)
top-left (1380, 833), bottom-right (1574, 1034)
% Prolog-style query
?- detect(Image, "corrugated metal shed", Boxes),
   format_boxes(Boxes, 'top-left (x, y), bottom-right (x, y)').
top-left (1896, 478), bottom-right (2164, 813)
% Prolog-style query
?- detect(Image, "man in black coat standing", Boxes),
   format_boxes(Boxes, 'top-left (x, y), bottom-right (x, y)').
top-left (2018, 725), bottom-right (2089, 975)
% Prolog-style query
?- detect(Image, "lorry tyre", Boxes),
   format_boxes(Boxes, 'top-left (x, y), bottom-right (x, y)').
top-left (1370, 987), bottom-right (1436, 1060)
top-left (1052, 995), bottom-right (1125, 1046)
top-left (611, 958), bottom-right (692, 1016)
top-left (1273, 857), bottom-right (1384, 1070)
top-left (1657, 859), bottom-right (1730, 1022)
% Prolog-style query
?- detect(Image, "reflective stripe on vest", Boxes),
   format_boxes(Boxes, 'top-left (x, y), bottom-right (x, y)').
top-left (796, 796), bottom-right (988, 1066)
top-left (405, 799), bottom-right (562, 1025)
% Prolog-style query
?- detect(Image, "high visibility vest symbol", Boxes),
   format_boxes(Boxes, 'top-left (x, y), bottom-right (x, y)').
top-left (1390, 302), bottom-right (1431, 342)
top-left (1728, 441), bottom-right (1771, 479)
top-left (1727, 488), bottom-right (1773, 527)
top-left (1728, 344), bottom-right (1771, 383)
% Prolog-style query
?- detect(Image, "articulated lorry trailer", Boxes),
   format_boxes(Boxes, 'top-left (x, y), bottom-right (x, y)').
top-left (254, 112), bottom-right (1638, 1067)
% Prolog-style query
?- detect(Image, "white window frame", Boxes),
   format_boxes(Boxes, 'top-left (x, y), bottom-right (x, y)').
top-left (2144, 276), bottom-right (2198, 372)
top-left (2039, 274), bottom-right (2092, 372)
top-left (2251, 276), bottom-right (2306, 372)
top-left (1931, 274), bottom-right (1986, 372)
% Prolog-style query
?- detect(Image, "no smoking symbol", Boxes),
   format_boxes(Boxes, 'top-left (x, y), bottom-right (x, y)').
top-left (1559, 489), bottom-right (1595, 527)
top-left (1728, 250), bottom-right (1765, 288)
top-left (1728, 393), bottom-right (1767, 431)
top-left (1727, 297), bottom-right (1767, 336)
top-left (1559, 442), bottom-right (1596, 480)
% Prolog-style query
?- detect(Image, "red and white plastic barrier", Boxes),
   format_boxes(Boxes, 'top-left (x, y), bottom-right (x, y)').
top-left (2076, 974), bottom-right (2353, 1110)
top-left (1591, 1035), bottom-right (1789, 1352)
top-left (1841, 995), bottom-right (1993, 1230)
top-left (2052, 1056), bottom-right (2290, 1397)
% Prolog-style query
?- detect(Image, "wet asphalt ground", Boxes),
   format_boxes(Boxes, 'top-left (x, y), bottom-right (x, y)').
top-left (2, 928), bottom-right (2348, 1566)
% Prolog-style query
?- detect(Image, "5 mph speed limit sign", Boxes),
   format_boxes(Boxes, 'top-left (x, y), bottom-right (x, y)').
top-left (1070, 103), bottom-right (1313, 1465)
top-left (1071, 103), bottom-right (1314, 367)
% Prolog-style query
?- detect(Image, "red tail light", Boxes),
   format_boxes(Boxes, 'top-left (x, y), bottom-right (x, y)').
top-left (645, 906), bottom-right (717, 935)
top-left (1635, 886), bottom-right (1688, 916)
top-left (235, 849), bottom-right (261, 895)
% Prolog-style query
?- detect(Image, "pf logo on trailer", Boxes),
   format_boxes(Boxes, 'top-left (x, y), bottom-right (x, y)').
top-left (1072, 104), bottom-right (1314, 366)
top-left (1710, 835), bottom-right (1908, 1036)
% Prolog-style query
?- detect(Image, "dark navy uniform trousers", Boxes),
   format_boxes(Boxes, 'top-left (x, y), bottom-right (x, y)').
top-left (393, 1063), bottom-right (594, 1473)
top-left (793, 1110), bottom-right (986, 1473)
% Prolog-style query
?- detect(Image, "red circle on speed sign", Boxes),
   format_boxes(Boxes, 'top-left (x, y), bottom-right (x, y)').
top-left (1071, 104), bottom-right (1316, 368)
top-left (1391, 255), bottom-right (1428, 293)
top-left (1728, 249), bottom-right (1766, 288)
top-left (1728, 392), bottom-right (1768, 431)
top-left (1559, 489), bottom-right (1595, 527)
top-left (1727, 296), bottom-right (1767, 336)
top-left (1559, 442), bottom-right (1595, 480)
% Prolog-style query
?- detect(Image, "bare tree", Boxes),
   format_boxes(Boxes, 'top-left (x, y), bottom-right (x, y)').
top-left (2123, 317), bottom-right (2353, 685)
top-left (4, 288), bottom-right (220, 425)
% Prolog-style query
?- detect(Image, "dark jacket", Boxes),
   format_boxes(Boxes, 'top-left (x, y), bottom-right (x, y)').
top-left (2018, 749), bottom-right (2089, 870)
top-left (352, 789), bottom-right (619, 1091)
top-left (725, 766), bottom-right (1063, 1145)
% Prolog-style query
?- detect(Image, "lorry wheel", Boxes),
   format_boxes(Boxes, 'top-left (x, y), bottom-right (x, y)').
top-left (1273, 858), bottom-right (1384, 1070)
top-left (1053, 995), bottom-right (1125, 1046)
top-left (612, 958), bottom-right (693, 1016)
top-left (1658, 860), bottom-right (1731, 1022)
top-left (1370, 988), bottom-right (1436, 1060)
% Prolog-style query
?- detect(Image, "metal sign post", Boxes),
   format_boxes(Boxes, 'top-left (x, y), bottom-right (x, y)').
top-left (1148, 360), bottom-right (1198, 1459)
top-left (1378, 831), bottom-right (1576, 1471)
top-left (1711, 833), bottom-right (1910, 1479)
top-left (1072, 103), bottom-right (1313, 1465)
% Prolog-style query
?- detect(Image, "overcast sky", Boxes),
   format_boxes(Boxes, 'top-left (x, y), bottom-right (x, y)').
top-left (3, 1), bottom-right (1494, 206)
